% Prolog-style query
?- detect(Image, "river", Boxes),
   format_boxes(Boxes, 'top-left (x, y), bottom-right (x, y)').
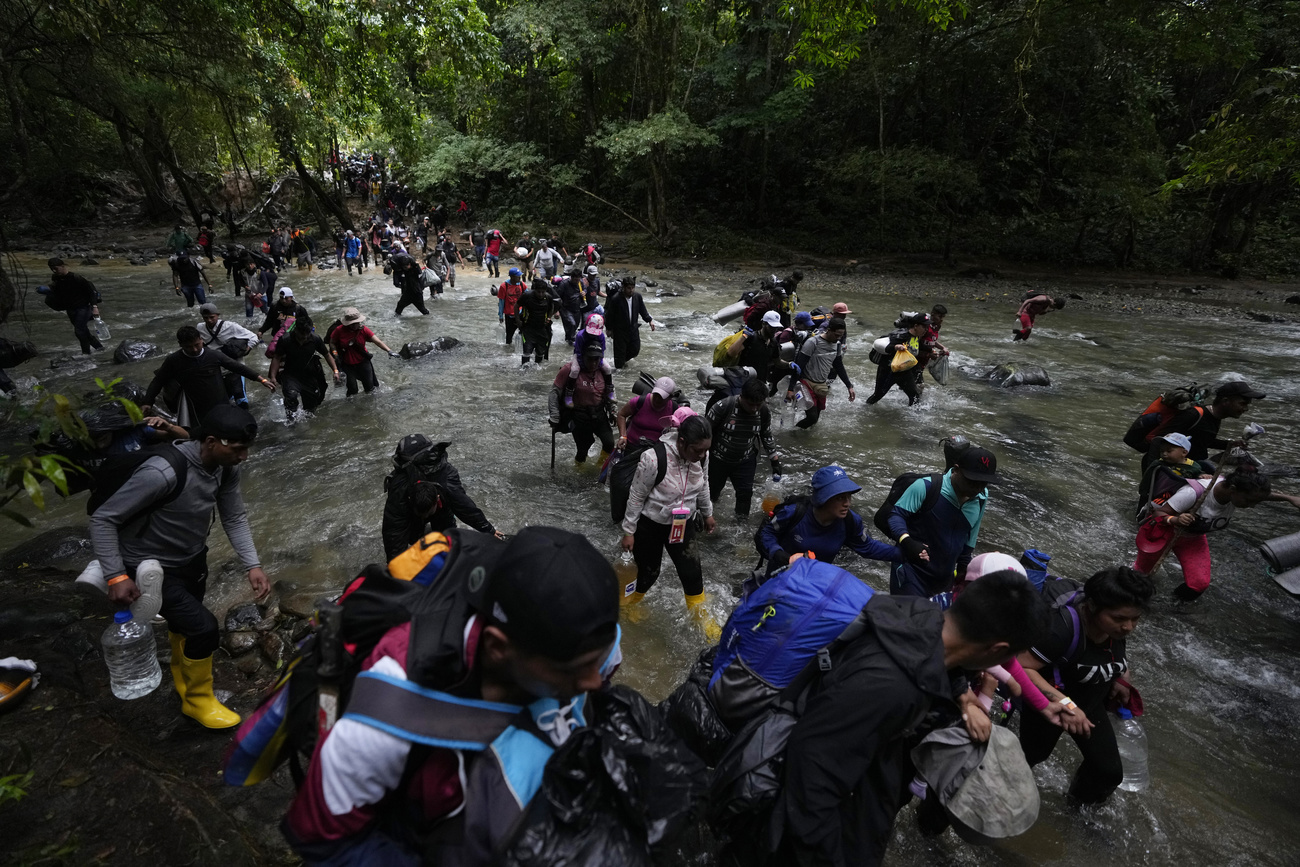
top-left (4, 251), bottom-right (1299, 866)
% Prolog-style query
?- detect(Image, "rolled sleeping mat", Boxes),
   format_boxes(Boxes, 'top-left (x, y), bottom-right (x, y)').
top-left (779, 341), bottom-right (795, 362)
top-left (712, 299), bottom-right (750, 325)
top-left (1272, 566), bottom-right (1300, 596)
top-left (1260, 531), bottom-right (1300, 573)
top-left (697, 365), bottom-right (723, 388)
top-left (632, 372), bottom-right (656, 397)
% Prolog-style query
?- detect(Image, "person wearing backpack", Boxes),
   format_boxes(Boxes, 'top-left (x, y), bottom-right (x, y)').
top-left (1134, 468), bottom-right (1300, 601)
top-left (391, 250), bottom-right (429, 316)
top-left (614, 376), bottom-right (679, 448)
top-left (757, 571), bottom-right (1047, 867)
top-left (143, 326), bottom-right (275, 426)
top-left (258, 287), bottom-right (303, 340)
top-left (90, 405), bottom-right (270, 729)
top-left (269, 312), bottom-right (340, 418)
top-left (1017, 566), bottom-right (1153, 804)
top-left (170, 247), bottom-right (210, 307)
top-left (283, 526), bottom-right (622, 866)
top-left (42, 257), bottom-right (104, 355)
top-left (620, 412), bottom-right (719, 638)
top-left (498, 267), bottom-right (526, 345)
top-left (198, 303), bottom-right (261, 407)
top-left (381, 435), bottom-right (502, 560)
top-left (756, 465), bottom-right (908, 577)
top-left (1140, 380), bottom-right (1264, 473)
top-left (787, 316), bottom-right (854, 428)
top-left (727, 311), bottom-right (794, 398)
top-left (484, 228), bottom-right (508, 278)
top-left (706, 377), bottom-right (782, 519)
top-left (865, 312), bottom-right (927, 406)
top-left (553, 344), bottom-right (616, 462)
top-left (886, 446), bottom-right (999, 599)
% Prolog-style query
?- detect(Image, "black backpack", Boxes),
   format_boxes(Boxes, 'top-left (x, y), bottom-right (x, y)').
top-left (85, 444), bottom-right (192, 517)
top-left (609, 441), bottom-right (668, 524)
top-left (872, 472), bottom-right (944, 539)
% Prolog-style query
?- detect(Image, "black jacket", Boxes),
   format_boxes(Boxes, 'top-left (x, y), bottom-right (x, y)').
top-left (381, 446), bottom-right (494, 560)
top-left (773, 595), bottom-right (958, 867)
top-left (49, 272), bottom-right (98, 311)
top-left (605, 292), bottom-right (651, 338)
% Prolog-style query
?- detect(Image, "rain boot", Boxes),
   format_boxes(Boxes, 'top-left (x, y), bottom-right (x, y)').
top-left (178, 652), bottom-right (241, 729)
top-left (620, 590), bottom-right (648, 623)
top-left (168, 632), bottom-right (187, 700)
top-left (684, 593), bottom-right (722, 643)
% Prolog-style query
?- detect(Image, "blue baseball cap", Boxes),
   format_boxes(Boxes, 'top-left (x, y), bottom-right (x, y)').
top-left (811, 465), bottom-right (861, 506)
top-left (1158, 432), bottom-right (1192, 451)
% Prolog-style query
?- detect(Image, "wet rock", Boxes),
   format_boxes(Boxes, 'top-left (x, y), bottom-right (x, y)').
top-left (988, 363), bottom-right (1051, 388)
top-left (81, 257), bottom-right (99, 266)
top-left (0, 526), bottom-right (92, 571)
top-left (279, 592), bottom-right (319, 621)
top-left (252, 613), bottom-right (279, 633)
top-left (0, 338), bottom-right (38, 368)
top-left (224, 601), bottom-right (265, 632)
top-left (113, 340), bottom-right (160, 364)
top-left (1068, 293), bottom-right (1084, 300)
top-left (1286, 295), bottom-right (1300, 305)
top-left (958, 266), bottom-right (999, 279)
top-left (49, 352), bottom-right (90, 370)
top-left (222, 631), bottom-right (258, 655)
top-left (400, 337), bottom-right (461, 359)
top-left (235, 653), bottom-right (265, 676)
top-left (258, 632), bottom-right (288, 669)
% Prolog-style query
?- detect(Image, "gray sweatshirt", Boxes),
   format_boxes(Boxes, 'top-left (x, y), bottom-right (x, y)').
top-left (89, 440), bottom-right (261, 577)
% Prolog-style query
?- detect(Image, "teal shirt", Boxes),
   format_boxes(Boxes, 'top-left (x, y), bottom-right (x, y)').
top-left (895, 469), bottom-right (987, 547)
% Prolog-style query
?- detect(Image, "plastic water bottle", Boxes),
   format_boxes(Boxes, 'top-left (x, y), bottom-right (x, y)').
top-left (1114, 707), bottom-right (1150, 792)
top-left (94, 316), bottom-right (111, 340)
top-left (101, 611), bottom-right (162, 700)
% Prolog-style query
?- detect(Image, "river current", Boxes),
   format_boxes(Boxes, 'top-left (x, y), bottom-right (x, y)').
top-left (4, 252), bottom-right (1299, 865)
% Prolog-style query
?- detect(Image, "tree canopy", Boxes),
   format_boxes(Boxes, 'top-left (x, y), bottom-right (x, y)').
top-left (1, 0), bottom-right (1297, 274)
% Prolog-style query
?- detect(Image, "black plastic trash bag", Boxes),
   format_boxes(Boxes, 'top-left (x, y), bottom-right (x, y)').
top-left (498, 684), bottom-right (708, 867)
top-left (659, 646), bottom-right (734, 767)
top-left (0, 338), bottom-right (38, 369)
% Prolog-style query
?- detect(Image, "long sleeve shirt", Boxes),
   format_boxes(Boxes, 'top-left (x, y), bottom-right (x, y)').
top-left (89, 440), bottom-right (260, 577)
top-left (757, 504), bottom-right (901, 574)
top-left (144, 347), bottom-right (265, 421)
top-left (621, 430), bottom-right (712, 534)
top-left (706, 396), bottom-right (777, 464)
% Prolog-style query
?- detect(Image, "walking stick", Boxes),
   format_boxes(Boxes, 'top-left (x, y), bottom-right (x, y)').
top-left (550, 423), bottom-right (557, 470)
top-left (1145, 423), bottom-right (1264, 575)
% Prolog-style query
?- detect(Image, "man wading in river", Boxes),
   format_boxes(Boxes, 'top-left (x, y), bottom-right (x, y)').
top-left (92, 406), bottom-right (271, 729)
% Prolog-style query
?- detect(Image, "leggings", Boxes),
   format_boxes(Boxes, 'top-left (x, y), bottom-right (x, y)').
top-left (340, 359), bottom-right (379, 395)
top-left (865, 361), bottom-right (920, 405)
top-left (571, 408), bottom-right (615, 460)
top-left (632, 516), bottom-right (703, 596)
top-left (1133, 527), bottom-right (1211, 591)
top-left (1020, 700), bottom-right (1123, 804)
top-left (709, 453), bottom-right (758, 516)
top-left (146, 548), bottom-right (219, 659)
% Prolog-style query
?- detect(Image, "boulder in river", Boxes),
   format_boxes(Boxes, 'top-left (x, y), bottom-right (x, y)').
top-left (0, 337), bottom-right (38, 368)
top-left (988, 363), bottom-right (1051, 388)
top-left (400, 337), bottom-right (460, 359)
top-left (113, 339), bottom-right (160, 364)
top-left (0, 526), bottom-right (92, 571)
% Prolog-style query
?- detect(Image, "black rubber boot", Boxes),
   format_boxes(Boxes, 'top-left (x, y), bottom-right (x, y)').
top-left (1172, 582), bottom-right (1204, 603)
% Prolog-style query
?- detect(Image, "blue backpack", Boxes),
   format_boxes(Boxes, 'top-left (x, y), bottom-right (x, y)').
top-left (707, 558), bottom-right (874, 730)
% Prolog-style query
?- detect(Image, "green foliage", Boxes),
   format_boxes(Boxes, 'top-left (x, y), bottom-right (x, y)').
top-left (0, 771), bottom-right (34, 808)
top-left (596, 110), bottom-right (719, 164)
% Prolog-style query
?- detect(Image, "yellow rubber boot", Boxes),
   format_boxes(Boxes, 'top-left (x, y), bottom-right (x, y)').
top-left (168, 632), bottom-right (187, 700)
top-left (597, 449), bottom-right (611, 467)
top-left (178, 652), bottom-right (241, 729)
top-left (620, 590), bottom-right (648, 623)
top-left (684, 593), bottom-right (722, 643)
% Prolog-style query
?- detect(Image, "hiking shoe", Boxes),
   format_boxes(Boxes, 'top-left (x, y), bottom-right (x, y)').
top-left (131, 559), bottom-right (165, 622)
top-left (75, 560), bottom-right (107, 594)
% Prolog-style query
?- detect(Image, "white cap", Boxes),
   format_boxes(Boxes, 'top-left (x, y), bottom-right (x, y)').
top-left (762, 311), bottom-right (783, 328)
top-left (965, 552), bottom-right (1026, 582)
top-left (279, 287), bottom-right (294, 298)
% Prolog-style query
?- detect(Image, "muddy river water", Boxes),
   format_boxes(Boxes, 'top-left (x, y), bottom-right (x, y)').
top-left (4, 252), bottom-right (1299, 865)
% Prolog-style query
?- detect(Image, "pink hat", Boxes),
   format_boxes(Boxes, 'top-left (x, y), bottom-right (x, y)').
top-left (651, 377), bottom-right (676, 399)
top-left (831, 302), bottom-right (853, 315)
top-left (965, 552), bottom-right (1025, 581)
top-left (671, 407), bottom-right (698, 428)
top-left (585, 313), bottom-right (605, 335)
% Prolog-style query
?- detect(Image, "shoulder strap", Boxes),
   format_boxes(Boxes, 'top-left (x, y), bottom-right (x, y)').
top-left (652, 441), bottom-right (669, 488)
top-left (343, 671), bottom-right (521, 750)
top-left (919, 473), bottom-right (944, 516)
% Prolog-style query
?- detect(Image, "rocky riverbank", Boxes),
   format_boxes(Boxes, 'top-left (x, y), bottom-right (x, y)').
top-left (0, 528), bottom-right (310, 866)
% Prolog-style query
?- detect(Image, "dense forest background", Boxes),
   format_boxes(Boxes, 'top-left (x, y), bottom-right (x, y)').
top-left (0, 0), bottom-right (1296, 275)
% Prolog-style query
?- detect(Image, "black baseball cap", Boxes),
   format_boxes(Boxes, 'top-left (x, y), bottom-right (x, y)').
top-left (485, 526), bottom-right (618, 661)
top-left (956, 447), bottom-right (1004, 484)
top-left (47, 257), bottom-right (65, 269)
top-left (1216, 380), bottom-right (1266, 400)
top-left (198, 405), bottom-right (258, 443)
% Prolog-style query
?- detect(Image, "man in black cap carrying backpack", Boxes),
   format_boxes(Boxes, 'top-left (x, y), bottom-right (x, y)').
top-left (89, 405), bottom-right (271, 730)
top-left (381, 434), bottom-right (503, 560)
top-left (1141, 379), bottom-right (1264, 473)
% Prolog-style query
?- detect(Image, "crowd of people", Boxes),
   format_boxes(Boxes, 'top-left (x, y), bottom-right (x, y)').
top-left (17, 204), bottom-right (1297, 867)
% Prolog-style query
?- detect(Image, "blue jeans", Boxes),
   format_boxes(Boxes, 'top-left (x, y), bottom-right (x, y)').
top-left (180, 284), bottom-right (207, 307)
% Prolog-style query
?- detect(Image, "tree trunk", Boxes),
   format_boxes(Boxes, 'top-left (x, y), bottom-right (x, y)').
top-left (114, 122), bottom-right (175, 220)
top-left (286, 143), bottom-right (354, 233)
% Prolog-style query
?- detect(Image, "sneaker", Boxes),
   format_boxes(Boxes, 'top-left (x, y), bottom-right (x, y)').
top-left (75, 560), bottom-right (107, 594)
top-left (130, 559), bottom-right (164, 622)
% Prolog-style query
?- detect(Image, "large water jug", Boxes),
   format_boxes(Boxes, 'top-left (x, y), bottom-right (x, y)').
top-left (101, 611), bottom-right (162, 700)
top-left (1115, 707), bottom-right (1150, 792)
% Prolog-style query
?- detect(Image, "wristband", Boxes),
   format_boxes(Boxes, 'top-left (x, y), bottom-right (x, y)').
top-left (107, 574), bottom-right (130, 586)
top-left (898, 533), bottom-right (910, 542)
top-left (1059, 696), bottom-right (1077, 710)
